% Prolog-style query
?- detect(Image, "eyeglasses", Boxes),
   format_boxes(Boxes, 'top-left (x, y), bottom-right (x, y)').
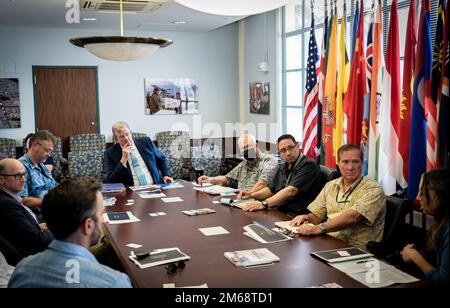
top-left (276, 227), bottom-right (295, 238)
top-left (0, 172), bottom-right (27, 180)
top-left (278, 143), bottom-right (298, 155)
top-left (37, 142), bottom-right (53, 154)
top-left (165, 260), bottom-right (186, 274)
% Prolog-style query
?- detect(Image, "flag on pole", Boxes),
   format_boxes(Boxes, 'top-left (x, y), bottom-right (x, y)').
top-left (302, 16), bottom-right (320, 160)
top-left (334, 5), bottom-right (349, 162)
top-left (379, 0), bottom-right (402, 195)
top-left (323, 11), bottom-right (339, 167)
top-left (438, 0), bottom-right (450, 167)
top-left (408, 0), bottom-right (432, 200)
top-left (368, 0), bottom-right (384, 180)
top-left (428, 0), bottom-right (446, 169)
top-left (344, 1), bottom-right (366, 145)
top-left (351, 0), bottom-right (360, 63)
top-left (317, 6), bottom-right (329, 164)
top-left (362, 7), bottom-right (374, 175)
top-left (398, 0), bottom-right (417, 188)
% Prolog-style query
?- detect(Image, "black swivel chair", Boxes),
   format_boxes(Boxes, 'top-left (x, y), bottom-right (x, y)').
top-left (319, 165), bottom-right (341, 183)
top-left (366, 196), bottom-right (409, 259)
top-left (0, 234), bottom-right (24, 266)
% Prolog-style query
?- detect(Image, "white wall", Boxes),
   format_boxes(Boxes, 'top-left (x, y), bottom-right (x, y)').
top-left (0, 25), bottom-right (239, 143)
top-left (243, 11), bottom-right (280, 144)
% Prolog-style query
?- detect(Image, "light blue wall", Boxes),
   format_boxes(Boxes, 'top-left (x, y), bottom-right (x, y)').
top-left (0, 25), bottom-right (239, 142)
top-left (244, 11), bottom-right (279, 143)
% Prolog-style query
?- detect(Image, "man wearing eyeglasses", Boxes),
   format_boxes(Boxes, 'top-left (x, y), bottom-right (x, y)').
top-left (290, 144), bottom-right (386, 249)
top-left (197, 134), bottom-right (278, 195)
top-left (0, 158), bottom-right (53, 259)
top-left (18, 130), bottom-right (58, 211)
top-left (242, 134), bottom-right (324, 215)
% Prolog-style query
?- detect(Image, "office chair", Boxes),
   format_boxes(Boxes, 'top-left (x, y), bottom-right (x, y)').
top-left (0, 234), bottom-right (24, 266)
top-left (366, 196), bottom-right (409, 261)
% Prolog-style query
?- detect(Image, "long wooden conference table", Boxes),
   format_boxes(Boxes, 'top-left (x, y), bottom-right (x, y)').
top-left (103, 180), bottom-right (426, 288)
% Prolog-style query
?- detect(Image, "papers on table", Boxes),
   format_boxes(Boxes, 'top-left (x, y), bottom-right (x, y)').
top-left (198, 226), bottom-right (229, 236)
top-left (103, 197), bottom-right (116, 207)
top-left (330, 258), bottom-right (419, 288)
top-left (274, 221), bottom-right (300, 234)
top-left (243, 223), bottom-right (292, 243)
top-left (193, 185), bottom-right (239, 195)
top-left (160, 182), bottom-right (185, 190)
top-left (126, 243), bottom-right (143, 249)
top-left (103, 211), bottom-right (140, 224)
top-left (192, 182), bottom-right (213, 187)
top-left (129, 184), bottom-right (160, 191)
top-left (161, 197), bottom-right (184, 203)
top-left (163, 283), bottom-right (208, 288)
top-left (129, 247), bottom-right (190, 269)
top-left (182, 208), bottom-right (216, 216)
top-left (137, 190), bottom-right (166, 199)
top-left (310, 247), bottom-right (373, 263)
top-left (224, 248), bottom-right (280, 267)
top-left (220, 198), bottom-right (254, 209)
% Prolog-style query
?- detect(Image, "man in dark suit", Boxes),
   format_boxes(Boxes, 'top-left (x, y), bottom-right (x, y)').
top-left (0, 158), bottom-right (53, 259)
top-left (104, 121), bottom-right (173, 186)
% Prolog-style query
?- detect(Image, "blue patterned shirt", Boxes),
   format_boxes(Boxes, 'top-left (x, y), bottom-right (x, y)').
top-left (8, 240), bottom-right (132, 288)
top-left (19, 154), bottom-right (57, 198)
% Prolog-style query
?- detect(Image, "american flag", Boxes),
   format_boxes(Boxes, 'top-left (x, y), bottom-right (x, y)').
top-left (302, 17), bottom-right (320, 160)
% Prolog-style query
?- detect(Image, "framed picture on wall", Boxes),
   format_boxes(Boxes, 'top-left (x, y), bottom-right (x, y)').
top-left (0, 78), bottom-right (21, 128)
top-left (144, 78), bottom-right (199, 115)
top-left (249, 82), bottom-right (269, 115)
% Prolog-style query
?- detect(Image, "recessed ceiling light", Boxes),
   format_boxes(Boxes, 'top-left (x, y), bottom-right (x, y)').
top-left (172, 20), bottom-right (187, 24)
top-left (82, 18), bottom-right (97, 21)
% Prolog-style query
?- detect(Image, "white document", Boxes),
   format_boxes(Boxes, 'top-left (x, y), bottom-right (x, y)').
top-left (193, 185), bottom-right (239, 195)
top-left (126, 243), bottom-right (143, 249)
top-left (274, 221), bottom-right (300, 233)
top-left (330, 258), bottom-right (395, 274)
top-left (162, 197), bottom-right (184, 203)
top-left (103, 211), bottom-right (140, 224)
top-left (198, 226), bottom-right (230, 236)
top-left (156, 212), bottom-right (167, 216)
top-left (149, 213), bottom-right (158, 217)
top-left (347, 267), bottom-right (419, 288)
top-left (192, 182), bottom-right (213, 187)
top-left (161, 183), bottom-right (185, 190)
top-left (137, 191), bottom-right (166, 199)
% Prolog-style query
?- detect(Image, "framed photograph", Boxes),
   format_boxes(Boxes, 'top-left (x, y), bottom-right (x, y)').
top-left (144, 78), bottom-right (199, 115)
top-left (0, 78), bottom-right (21, 128)
top-left (249, 81), bottom-right (269, 115)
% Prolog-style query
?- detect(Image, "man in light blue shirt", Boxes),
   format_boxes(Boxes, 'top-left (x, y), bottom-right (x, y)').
top-left (8, 179), bottom-right (131, 288)
top-left (19, 130), bottom-right (58, 210)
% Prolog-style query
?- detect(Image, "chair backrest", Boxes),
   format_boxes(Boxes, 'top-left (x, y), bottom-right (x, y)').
top-left (156, 131), bottom-right (190, 179)
top-left (0, 234), bottom-right (24, 266)
top-left (132, 132), bottom-right (147, 140)
top-left (0, 138), bottom-right (16, 159)
top-left (319, 165), bottom-right (341, 183)
top-left (68, 150), bottom-right (104, 181)
top-left (383, 196), bottom-right (408, 245)
top-left (69, 133), bottom-right (106, 152)
top-left (51, 135), bottom-right (65, 182)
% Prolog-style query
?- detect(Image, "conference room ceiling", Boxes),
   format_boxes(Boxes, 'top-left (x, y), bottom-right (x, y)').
top-left (0, 0), bottom-right (247, 32)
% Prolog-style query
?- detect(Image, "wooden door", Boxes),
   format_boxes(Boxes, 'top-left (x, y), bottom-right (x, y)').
top-left (33, 67), bottom-right (99, 155)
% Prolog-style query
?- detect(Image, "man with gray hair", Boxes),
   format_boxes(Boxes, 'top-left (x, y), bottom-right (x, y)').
top-left (19, 130), bottom-right (58, 210)
top-left (104, 121), bottom-right (172, 186)
top-left (197, 134), bottom-right (278, 195)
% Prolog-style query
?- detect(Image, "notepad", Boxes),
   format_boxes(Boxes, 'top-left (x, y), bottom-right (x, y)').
top-left (129, 247), bottom-right (190, 269)
top-left (101, 183), bottom-right (125, 193)
top-left (103, 211), bottom-right (140, 224)
top-left (310, 247), bottom-right (373, 263)
top-left (243, 223), bottom-right (292, 243)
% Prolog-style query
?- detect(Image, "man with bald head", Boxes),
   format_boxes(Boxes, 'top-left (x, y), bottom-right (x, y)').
top-left (197, 134), bottom-right (278, 196)
top-left (0, 159), bottom-right (53, 259)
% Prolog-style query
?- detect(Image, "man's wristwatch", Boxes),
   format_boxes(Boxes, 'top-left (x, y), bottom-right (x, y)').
top-left (319, 223), bottom-right (328, 234)
top-left (261, 200), bottom-right (269, 209)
